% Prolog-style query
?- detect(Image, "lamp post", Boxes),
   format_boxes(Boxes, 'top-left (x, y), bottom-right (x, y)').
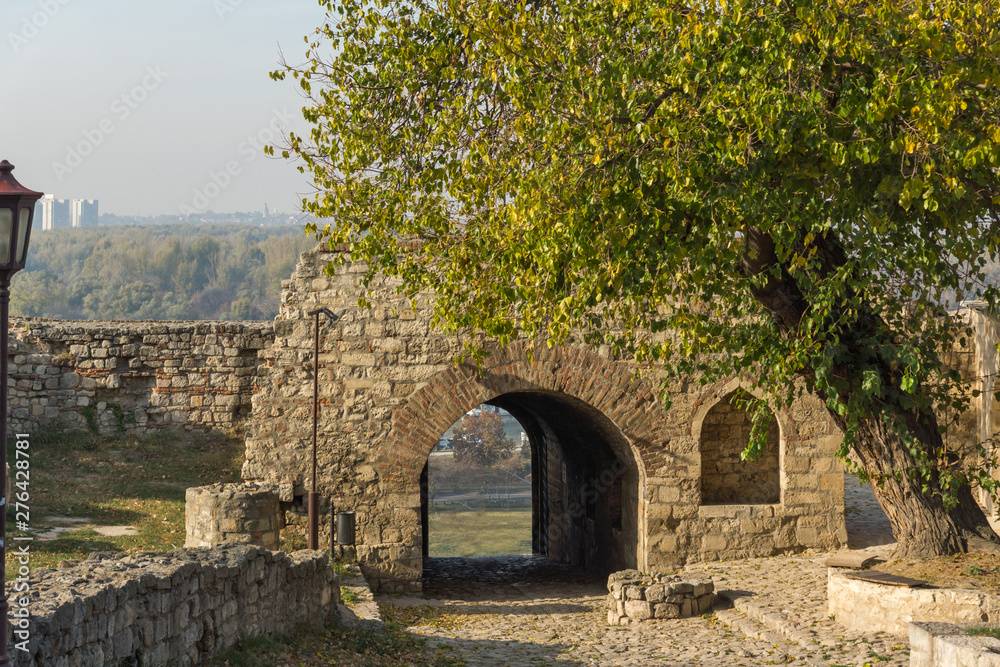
top-left (306, 307), bottom-right (339, 550)
top-left (0, 160), bottom-right (42, 666)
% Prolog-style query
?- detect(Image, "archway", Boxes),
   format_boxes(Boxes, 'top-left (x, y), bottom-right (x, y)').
top-left (419, 389), bottom-right (641, 577)
top-left (425, 406), bottom-right (533, 558)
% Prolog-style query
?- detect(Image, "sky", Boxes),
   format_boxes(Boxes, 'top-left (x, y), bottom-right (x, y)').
top-left (0, 0), bottom-right (329, 216)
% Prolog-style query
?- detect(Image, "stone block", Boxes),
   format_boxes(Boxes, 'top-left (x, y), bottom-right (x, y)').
top-left (654, 603), bottom-right (681, 619)
top-left (624, 585), bottom-right (644, 600)
top-left (624, 600), bottom-right (653, 620)
top-left (645, 584), bottom-right (666, 603)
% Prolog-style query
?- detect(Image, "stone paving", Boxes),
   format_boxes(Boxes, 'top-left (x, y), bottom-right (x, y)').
top-left (378, 475), bottom-right (908, 666)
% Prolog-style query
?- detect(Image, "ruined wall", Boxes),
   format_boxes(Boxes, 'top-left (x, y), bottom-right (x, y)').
top-left (243, 247), bottom-right (847, 592)
top-left (7, 319), bottom-right (273, 435)
top-left (942, 305), bottom-right (1000, 514)
top-left (9, 545), bottom-right (337, 667)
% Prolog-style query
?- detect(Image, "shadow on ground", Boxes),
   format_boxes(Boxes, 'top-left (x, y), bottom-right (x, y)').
top-left (423, 555), bottom-right (606, 602)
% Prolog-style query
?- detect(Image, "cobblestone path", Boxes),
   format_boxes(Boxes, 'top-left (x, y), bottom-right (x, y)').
top-left (380, 475), bottom-right (906, 666)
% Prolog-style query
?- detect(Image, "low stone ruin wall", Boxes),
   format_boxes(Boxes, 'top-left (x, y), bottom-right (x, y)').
top-left (8, 545), bottom-right (337, 667)
top-left (910, 621), bottom-right (1000, 667)
top-left (8, 318), bottom-right (273, 436)
top-left (606, 570), bottom-right (715, 625)
top-left (828, 570), bottom-right (1000, 638)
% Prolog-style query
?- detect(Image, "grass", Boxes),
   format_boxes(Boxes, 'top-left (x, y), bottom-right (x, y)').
top-left (7, 429), bottom-right (463, 666)
top-left (428, 506), bottom-right (531, 557)
top-left (968, 626), bottom-right (1000, 640)
top-left (5, 428), bottom-right (244, 580)
top-left (205, 619), bottom-right (460, 667)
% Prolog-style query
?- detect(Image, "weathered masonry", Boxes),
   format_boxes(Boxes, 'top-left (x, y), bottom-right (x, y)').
top-left (242, 247), bottom-right (849, 592)
top-left (10, 545), bottom-right (338, 666)
top-left (7, 319), bottom-right (273, 435)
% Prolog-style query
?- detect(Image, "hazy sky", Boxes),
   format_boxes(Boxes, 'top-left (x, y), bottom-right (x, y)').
top-left (1, 0), bottom-right (328, 215)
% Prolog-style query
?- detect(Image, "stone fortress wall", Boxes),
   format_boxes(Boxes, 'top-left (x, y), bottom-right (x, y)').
top-left (7, 318), bottom-right (273, 436)
top-left (240, 247), bottom-right (850, 593)
top-left (7, 253), bottom-right (1000, 598)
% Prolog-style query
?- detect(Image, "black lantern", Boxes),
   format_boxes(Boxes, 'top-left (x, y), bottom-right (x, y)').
top-left (0, 160), bottom-right (41, 666)
top-left (0, 161), bottom-right (41, 280)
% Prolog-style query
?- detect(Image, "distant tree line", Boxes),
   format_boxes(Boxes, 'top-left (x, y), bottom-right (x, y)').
top-left (12, 224), bottom-right (316, 321)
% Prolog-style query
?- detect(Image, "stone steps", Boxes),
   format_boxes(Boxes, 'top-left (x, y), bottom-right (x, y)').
top-left (713, 604), bottom-right (831, 667)
top-left (715, 590), bottom-right (828, 655)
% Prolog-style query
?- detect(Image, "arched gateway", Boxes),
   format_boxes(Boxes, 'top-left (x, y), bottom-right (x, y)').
top-left (243, 248), bottom-right (846, 593)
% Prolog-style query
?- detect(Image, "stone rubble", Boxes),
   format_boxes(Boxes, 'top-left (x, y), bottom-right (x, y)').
top-left (606, 570), bottom-right (715, 625)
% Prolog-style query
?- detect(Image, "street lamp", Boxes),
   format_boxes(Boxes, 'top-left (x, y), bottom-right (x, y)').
top-left (0, 160), bottom-right (42, 666)
top-left (306, 307), bottom-right (339, 550)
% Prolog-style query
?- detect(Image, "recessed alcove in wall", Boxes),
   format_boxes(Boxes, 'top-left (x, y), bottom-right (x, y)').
top-left (699, 389), bottom-right (780, 505)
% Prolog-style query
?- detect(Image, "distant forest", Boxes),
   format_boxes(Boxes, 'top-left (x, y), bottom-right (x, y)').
top-left (12, 225), bottom-right (317, 321)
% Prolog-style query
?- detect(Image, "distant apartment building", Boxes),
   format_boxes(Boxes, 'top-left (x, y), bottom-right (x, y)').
top-left (35, 195), bottom-right (99, 230)
top-left (71, 199), bottom-right (98, 227)
top-left (38, 194), bottom-right (70, 230)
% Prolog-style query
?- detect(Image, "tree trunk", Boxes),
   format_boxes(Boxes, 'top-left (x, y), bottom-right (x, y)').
top-left (740, 225), bottom-right (1000, 556)
top-left (835, 397), bottom-right (996, 557)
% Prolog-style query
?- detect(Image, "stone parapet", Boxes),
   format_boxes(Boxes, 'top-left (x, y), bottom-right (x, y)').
top-left (606, 569), bottom-right (714, 625)
top-left (829, 569), bottom-right (1000, 638)
top-left (7, 318), bottom-right (273, 435)
top-left (910, 621), bottom-right (1000, 667)
top-left (7, 545), bottom-right (337, 667)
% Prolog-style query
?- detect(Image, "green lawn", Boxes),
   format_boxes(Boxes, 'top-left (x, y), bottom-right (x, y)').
top-left (429, 506), bottom-right (532, 557)
top-left (5, 429), bottom-right (244, 580)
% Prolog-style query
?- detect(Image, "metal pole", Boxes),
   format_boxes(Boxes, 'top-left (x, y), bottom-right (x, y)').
top-left (308, 308), bottom-right (320, 551)
top-left (1, 278), bottom-right (12, 665)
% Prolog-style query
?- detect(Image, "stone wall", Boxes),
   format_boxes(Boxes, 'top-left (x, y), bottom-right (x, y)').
top-left (605, 569), bottom-right (715, 625)
top-left (8, 545), bottom-right (337, 667)
top-left (242, 247), bottom-right (847, 592)
top-left (7, 318), bottom-right (273, 435)
top-left (910, 622), bottom-right (1000, 667)
top-left (828, 570), bottom-right (1000, 638)
top-left (942, 306), bottom-right (1000, 514)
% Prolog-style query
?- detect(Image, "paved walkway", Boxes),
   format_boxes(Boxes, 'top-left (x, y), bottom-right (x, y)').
top-left (379, 475), bottom-right (905, 666)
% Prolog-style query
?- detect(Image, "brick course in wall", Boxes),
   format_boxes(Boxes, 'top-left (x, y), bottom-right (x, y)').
top-left (7, 318), bottom-right (273, 435)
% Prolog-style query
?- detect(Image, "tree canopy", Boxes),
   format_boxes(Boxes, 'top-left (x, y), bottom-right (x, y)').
top-left (453, 409), bottom-right (516, 467)
top-left (276, 0), bottom-right (1000, 555)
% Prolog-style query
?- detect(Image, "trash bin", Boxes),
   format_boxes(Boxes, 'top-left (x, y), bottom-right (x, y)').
top-left (336, 511), bottom-right (356, 546)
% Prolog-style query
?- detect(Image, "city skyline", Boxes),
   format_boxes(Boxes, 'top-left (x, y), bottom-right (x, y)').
top-left (0, 0), bottom-right (326, 217)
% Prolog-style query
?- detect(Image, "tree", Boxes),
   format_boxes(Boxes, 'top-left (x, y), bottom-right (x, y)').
top-left (275, 0), bottom-right (1000, 556)
top-left (453, 410), bottom-right (515, 468)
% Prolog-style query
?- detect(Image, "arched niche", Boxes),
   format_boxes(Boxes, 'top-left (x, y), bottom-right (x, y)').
top-left (697, 387), bottom-right (781, 505)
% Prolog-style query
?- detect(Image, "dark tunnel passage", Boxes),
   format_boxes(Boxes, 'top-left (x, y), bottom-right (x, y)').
top-left (421, 390), bottom-right (641, 579)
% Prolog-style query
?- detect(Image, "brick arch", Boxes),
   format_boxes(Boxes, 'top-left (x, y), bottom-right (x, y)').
top-left (378, 340), bottom-right (670, 488)
top-left (688, 376), bottom-right (797, 441)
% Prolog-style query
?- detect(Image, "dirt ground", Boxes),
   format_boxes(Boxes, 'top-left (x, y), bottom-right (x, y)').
top-left (878, 551), bottom-right (1000, 591)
